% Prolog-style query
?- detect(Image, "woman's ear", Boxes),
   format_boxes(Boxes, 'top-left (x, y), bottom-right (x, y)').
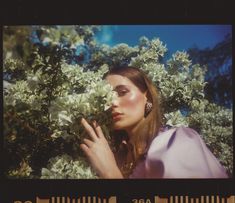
top-left (144, 91), bottom-right (148, 102)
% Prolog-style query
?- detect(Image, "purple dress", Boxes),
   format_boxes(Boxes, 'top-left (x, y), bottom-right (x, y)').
top-left (129, 127), bottom-right (228, 178)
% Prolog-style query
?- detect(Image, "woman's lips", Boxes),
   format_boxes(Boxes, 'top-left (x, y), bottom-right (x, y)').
top-left (112, 112), bottom-right (123, 121)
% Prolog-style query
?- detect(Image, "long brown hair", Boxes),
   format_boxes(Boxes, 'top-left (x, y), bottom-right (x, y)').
top-left (104, 66), bottom-right (162, 176)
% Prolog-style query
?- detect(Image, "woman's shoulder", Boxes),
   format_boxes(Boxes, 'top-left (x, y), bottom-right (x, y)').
top-left (149, 125), bottom-right (201, 152)
top-left (158, 125), bottom-right (200, 137)
top-left (145, 125), bottom-right (228, 178)
top-left (148, 125), bottom-right (216, 159)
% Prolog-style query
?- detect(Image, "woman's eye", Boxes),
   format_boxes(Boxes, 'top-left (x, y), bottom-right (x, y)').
top-left (117, 90), bottom-right (128, 96)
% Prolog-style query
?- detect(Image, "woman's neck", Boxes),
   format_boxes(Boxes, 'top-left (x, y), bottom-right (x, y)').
top-left (126, 128), bottom-right (136, 143)
top-left (125, 118), bottom-right (145, 144)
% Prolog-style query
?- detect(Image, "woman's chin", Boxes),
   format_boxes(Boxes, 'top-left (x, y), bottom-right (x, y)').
top-left (112, 121), bottom-right (125, 130)
top-left (113, 125), bottom-right (123, 130)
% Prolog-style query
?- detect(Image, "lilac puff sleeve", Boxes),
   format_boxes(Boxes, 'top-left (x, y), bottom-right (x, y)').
top-left (129, 127), bottom-right (228, 178)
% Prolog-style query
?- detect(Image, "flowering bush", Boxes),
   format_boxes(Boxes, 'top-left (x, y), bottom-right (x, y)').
top-left (41, 154), bottom-right (97, 179)
top-left (3, 26), bottom-right (233, 178)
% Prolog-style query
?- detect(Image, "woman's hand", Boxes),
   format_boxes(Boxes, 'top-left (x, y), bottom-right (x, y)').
top-left (80, 118), bottom-right (123, 178)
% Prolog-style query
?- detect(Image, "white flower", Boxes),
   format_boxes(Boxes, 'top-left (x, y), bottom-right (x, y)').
top-left (165, 110), bottom-right (188, 127)
top-left (42, 37), bottom-right (52, 43)
top-left (41, 154), bottom-right (97, 179)
top-left (3, 80), bottom-right (12, 90)
top-left (58, 111), bottom-right (72, 126)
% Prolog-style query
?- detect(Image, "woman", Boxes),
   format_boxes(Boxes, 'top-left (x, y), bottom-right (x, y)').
top-left (80, 66), bottom-right (228, 178)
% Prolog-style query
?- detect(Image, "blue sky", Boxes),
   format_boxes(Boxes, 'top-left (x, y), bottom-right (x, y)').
top-left (95, 25), bottom-right (232, 54)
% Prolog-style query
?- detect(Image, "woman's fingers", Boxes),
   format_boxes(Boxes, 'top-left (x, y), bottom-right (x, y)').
top-left (81, 118), bottom-right (98, 141)
top-left (92, 121), bottom-right (105, 139)
top-left (83, 138), bottom-right (94, 148)
top-left (80, 143), bottom-right (92, 157)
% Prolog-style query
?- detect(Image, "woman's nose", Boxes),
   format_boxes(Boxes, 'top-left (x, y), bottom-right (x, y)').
top-left (111, 97), bottom-right (119, 107)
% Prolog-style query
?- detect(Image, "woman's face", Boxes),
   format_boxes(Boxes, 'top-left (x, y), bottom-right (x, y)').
top-left (106, 74), bottom-right (147, 131)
